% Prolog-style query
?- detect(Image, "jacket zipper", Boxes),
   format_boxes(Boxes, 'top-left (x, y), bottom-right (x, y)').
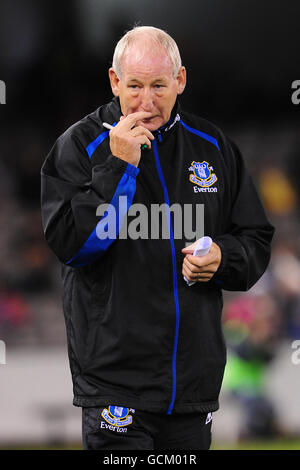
top-left (152, 137), bottom-right (180, 415)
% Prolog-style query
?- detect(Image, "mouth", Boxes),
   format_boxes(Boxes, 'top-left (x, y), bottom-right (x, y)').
top-left (135, 115), bottom-right (162, 131)
top-left (141, 117), bottom-right (155, 123)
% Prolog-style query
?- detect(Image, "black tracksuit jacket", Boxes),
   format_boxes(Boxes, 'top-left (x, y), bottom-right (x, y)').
top-left (41, 97), bottom-right (274, 414)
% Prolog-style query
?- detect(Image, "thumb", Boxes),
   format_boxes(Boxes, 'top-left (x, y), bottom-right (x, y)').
top-left (182, 239), bottom-right (198, 254)
top-left (181, 247), bottom-right (194, 254)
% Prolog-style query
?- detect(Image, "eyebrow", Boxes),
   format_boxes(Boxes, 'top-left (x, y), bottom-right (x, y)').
top-left (126, 77), bottom-right (168, 84)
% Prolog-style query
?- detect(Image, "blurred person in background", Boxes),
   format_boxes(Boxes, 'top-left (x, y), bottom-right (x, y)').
top-left (40, 25), bottom-right (274, 450)
top-left (270, 240), bottom-right (300, 340)
top-left (222, 289), bottom-right (281, 439)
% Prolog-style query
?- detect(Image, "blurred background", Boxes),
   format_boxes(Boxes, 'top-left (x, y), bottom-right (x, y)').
top-left (0, 0), bottom-right (299, 450)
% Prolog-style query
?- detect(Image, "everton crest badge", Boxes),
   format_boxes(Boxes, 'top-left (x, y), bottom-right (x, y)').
top-left (189, 161), bottom-right (217, 188)
top-left (101, 405), bottom-right (134, 427)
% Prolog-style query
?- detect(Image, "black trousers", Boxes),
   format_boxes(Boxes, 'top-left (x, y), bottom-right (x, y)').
top-left (82, 406), bottom-right (212, 450)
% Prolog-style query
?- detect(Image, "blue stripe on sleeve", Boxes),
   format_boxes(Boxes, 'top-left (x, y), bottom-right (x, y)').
top-left (66, 164), bottom-right (139, 267)
top-left (86, 122), bottom-right (117, 159)
top-left (180, 120), bottom-right (220, 151)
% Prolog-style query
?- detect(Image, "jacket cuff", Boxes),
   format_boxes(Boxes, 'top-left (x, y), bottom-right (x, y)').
top-left (125, 162), bottom-right (140, 178)
top-left (213, 238), bottom-right (228, 278)
top-left (107, 154), bottom-right (139, 178)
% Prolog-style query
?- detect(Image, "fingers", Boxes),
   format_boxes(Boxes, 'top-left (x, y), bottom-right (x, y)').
top-left (181, 240), bottom-right (198, 254)
top-left (135, 135), bottom-right (152, 149)
top-left (182, 263), bottom-right (212, 282)
top-left (184, 253), bottom-right (215, 271)
top-left (115, 114), bottom-right (155, 148)
top-left (182, 242), bottom-right (222, 268)
top-left (130, 126), bottom-right (154, 141)
top-left (183, 255), bottom-right (215, 277)
top-left (108, 112), bottom-right (156, 164)
top-left (111, 119), bottom-right (154, 152)
top-left (119, 111), bottom-right (153, 130)
top-left (182, 243), bottom-right (222, 283)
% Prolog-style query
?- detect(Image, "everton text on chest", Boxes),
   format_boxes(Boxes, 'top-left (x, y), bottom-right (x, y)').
top-left (96, 197), bottom-right (205, 241)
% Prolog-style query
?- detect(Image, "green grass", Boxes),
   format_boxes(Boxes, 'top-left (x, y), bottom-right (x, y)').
top-left (211, 439), bottom-right (300, 450)
top-left (1, 439), bottom-right (300, 450)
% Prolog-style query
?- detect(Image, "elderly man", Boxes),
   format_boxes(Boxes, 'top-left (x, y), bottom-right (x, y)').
top-left (41, 26), bottom-right (274, 450)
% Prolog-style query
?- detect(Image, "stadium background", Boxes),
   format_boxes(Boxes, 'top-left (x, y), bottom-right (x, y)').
top-left (0, 0), bottom-right (300, 449)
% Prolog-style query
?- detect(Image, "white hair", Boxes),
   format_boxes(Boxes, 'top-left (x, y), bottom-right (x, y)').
top-left (112, 26), bottom-right (182, 79)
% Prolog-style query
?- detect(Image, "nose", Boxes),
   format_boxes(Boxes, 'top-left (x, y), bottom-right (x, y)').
top-left (140, 88), bottom-right (154, 112)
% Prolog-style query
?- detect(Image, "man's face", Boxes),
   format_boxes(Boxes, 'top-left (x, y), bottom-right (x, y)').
top-left (109, 43), bottom-right (186, 131)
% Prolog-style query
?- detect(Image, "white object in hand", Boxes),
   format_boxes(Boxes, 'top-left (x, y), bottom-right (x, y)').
top-left (184, 236), bottom-right (213, 286)
top-left (103, 122), bottom-right (114, 130)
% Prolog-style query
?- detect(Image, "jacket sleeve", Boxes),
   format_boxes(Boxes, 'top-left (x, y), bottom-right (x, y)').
top-left (213, 136), bottom-right (275, 291)
top-left (41, 130), bottom-right (139, 267)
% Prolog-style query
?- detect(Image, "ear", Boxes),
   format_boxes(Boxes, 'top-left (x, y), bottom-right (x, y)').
top-left (176, 66), bottom-right (186, 95)
top-left (108, 68), bottom-right (120, 97)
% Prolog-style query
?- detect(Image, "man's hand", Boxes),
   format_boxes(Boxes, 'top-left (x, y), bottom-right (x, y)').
top-left (108, 111), bottom-right (155, 167)
top-left (181, 241), bottom-right (222, 283)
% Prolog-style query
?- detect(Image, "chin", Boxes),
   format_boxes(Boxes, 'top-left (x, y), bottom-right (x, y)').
top-left (143, 123), bottom-right (161, 132)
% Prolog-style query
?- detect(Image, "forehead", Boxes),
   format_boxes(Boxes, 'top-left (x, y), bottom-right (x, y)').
top-left (121, 42), bottom-right (174, 80)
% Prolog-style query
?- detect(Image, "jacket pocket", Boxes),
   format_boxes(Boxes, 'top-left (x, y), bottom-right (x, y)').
top-left (82, 254), bottom-right (112, 372)
top-left (91, 253), bottom-right (112, 311)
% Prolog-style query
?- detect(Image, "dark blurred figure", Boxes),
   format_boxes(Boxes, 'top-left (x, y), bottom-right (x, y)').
top-left (0, 278), bottom-right (31, 342)
top-left (222, 288), bottom-right (281, 439)
top-left (270, 240), bottom-right (300, 340)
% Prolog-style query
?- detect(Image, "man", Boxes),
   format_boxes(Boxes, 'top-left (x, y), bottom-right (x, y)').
top-left (41, 26), bottom-right (274, 450)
